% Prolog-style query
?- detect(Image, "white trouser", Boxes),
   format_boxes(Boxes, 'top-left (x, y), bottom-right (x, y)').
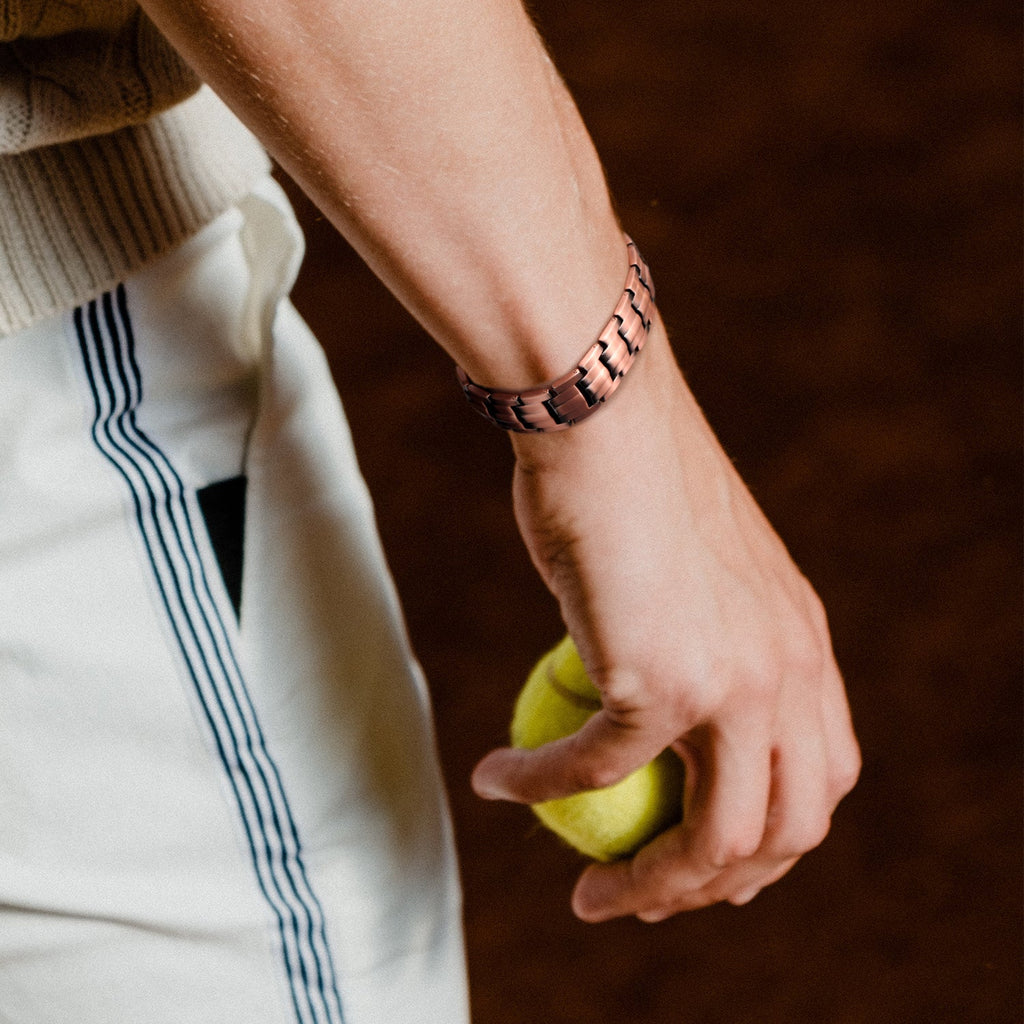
top-left (0, 177), bottom-right (469, 1024)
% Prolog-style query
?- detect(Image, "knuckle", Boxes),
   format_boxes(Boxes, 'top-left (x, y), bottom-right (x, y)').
top-left (562, 747), bottom-right (623, 793)
top-left (785, 624), bottom-right (829, 681)
top-left (798, 641), bottom-right (829, 681)
top-left (635, 883), bottom-right (705, 920)
top-left (833, 744), bottom-right (863, 797)
top-left (736, 642), bottom-right (783, 691)
top-left (803, 587), bottom-right (831, 634)
top-left (706, 831), bottom-right (762, 870)
top-left (562, 760), bottom-right (602, 794)
top-left (583, 761), bottom-right (629, 792)
top-left (803, 815), bottom-right (832, 852)
top-left (735, 665), bottom-right (777, 706)
top-left (775, 813), bottom-right (831, 858)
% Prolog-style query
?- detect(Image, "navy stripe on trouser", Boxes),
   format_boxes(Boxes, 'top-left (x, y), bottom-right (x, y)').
top-left (74, 285), bottom-right (345, 1024)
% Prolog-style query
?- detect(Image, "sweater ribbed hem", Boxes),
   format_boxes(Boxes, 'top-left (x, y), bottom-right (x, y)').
top-left (0, 86), bottom-right (272, 336)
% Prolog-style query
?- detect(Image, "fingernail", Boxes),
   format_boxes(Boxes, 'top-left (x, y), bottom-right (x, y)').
top-left (637, 908), bottom-right (671, 924)
top-left (470, 768), bottom-right (512, 801)
top-left (572, 894), bottom-right (610, 924)
top-left (474, 781), bottom-right (510, 801)
top-left (730, 886), bottom-right (761, 906)
top-left (572, 871), bottom-right (620, 922)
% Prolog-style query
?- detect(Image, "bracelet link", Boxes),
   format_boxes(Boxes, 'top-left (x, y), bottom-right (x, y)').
top-left (456, 236), bottom-right (655, 432)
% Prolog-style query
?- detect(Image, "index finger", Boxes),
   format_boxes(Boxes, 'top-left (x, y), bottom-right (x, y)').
top-left (471, 706), bottom-right (678, 805)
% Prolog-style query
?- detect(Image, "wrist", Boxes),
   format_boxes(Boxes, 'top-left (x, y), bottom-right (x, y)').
top-left (455, 236), bottom-right (655, 433)
top-left (507, 315), bottom-right (684, 469)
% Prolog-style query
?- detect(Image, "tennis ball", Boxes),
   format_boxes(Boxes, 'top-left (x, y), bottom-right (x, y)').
top-left (510, 635), bottom-right (684, 862)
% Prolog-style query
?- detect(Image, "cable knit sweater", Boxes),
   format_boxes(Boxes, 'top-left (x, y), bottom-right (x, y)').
top-left (0, 0), bottom-right (271, 335)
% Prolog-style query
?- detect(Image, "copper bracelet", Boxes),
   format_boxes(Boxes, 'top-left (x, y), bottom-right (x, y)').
top-left (455, 237), bottom-right (656, 432)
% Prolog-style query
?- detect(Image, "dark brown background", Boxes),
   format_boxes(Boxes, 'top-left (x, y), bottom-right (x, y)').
top-left (276, 1), bottom-right (1021, 1021)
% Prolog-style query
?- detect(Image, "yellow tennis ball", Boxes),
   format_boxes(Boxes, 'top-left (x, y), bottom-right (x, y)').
top-left (510, 635), bottom-right (684, 862)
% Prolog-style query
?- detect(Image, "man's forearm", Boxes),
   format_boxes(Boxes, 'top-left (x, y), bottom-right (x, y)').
top-left (139, 0), bottom-right (629, 387)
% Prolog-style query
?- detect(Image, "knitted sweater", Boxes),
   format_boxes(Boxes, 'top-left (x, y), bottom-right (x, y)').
top-left (0, 0), bottom-right (271, 335)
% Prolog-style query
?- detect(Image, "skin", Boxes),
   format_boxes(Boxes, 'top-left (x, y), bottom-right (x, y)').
top-left (138, 0), bottom-right (861, 922)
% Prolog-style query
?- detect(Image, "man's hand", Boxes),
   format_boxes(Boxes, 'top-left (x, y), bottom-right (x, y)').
top-left (472, 321), bottom-right (861, 921)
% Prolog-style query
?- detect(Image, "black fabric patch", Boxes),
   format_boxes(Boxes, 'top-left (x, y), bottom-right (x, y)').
top-left (197, 475), bottom-right (247, 618)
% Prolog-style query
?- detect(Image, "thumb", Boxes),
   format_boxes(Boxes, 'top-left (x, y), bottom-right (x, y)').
top-left (471, 709), bottom-right (668, 805)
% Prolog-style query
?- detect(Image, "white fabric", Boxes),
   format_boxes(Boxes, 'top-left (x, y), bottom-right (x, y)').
top-left (0, 177), bottom-right (469, 1024)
